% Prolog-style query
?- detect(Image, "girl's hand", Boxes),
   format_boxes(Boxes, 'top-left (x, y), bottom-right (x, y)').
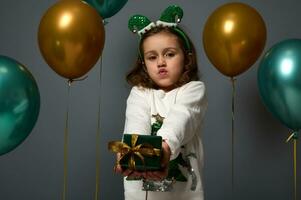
top-left (143, 140), bottom-right (171, 181)
top-left (113, 153), bottom-right (123, 174)
top-left (114, 153), bottom-right (145, 179)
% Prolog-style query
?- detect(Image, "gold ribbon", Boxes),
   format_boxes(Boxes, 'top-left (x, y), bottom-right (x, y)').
top-left (94, 57), bottom-right (103, 200)
top-left (108, 134), bottom-right (161, 170)
top-left (230, 77), bottom-right (236, 197)
top-left (62, 81), bottom-right (71, 200)
top-left (286, 131), bottom-right (298, 200)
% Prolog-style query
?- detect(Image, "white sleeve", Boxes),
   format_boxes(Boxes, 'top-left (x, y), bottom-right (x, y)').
top-left (157, 81), bottom-right (207, 160)
top-left (123, 86), bottom-right (151, 135)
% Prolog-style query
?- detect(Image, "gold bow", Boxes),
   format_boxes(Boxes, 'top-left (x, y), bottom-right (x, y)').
top-left (108, 134), bottom-right (161, 170)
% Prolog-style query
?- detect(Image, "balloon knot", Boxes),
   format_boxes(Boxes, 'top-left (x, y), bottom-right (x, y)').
top-left (68, 79), bottom-right (73, 86)
top-left (67, 76), bottom-right (88, 86)
top-left (293, 132), bottom-right (299, 140)
top-left (230, 77), bottom-right (237, 82)
top-left (286, 131), bottom-right (299, 143)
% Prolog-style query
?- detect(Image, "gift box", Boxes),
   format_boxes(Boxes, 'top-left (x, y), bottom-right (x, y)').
top-left (108, 134), bottom-right (162, 171)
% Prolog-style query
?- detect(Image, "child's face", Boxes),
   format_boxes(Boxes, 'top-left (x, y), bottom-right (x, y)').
top-left (142, 32), bottom-right (185, 92)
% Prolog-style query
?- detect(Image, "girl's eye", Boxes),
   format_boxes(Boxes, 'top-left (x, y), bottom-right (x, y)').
top-left (146, 56), bottom-right (157, 60)
top-left (165, 52), bottom-right (175, 57)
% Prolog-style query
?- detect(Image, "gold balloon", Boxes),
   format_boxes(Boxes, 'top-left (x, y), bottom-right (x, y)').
top-left (203, 2), bottom-right (266, 77)
top-left (38, 0), bottom-right (105, 79)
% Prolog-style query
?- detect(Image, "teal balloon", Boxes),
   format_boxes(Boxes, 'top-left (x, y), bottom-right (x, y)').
top-left (0, 55), bottom-right (40, 155)
top-left (84, 0), bottom-right (128, 19)
top-left (258, 39), bottom-right (301, 130)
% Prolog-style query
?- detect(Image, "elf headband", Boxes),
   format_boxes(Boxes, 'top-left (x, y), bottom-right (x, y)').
top-left (128, 5), bottom-right (191, 52)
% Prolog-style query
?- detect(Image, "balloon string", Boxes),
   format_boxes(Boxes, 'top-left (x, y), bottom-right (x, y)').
top-left (62, 82), bottom-right (71, 200)
top-left (95, 57), bottom-right (103, 200)
top-left (286, 131), bottom-right (298, 200)
top-left (230, 77), bottom-right (236, 197)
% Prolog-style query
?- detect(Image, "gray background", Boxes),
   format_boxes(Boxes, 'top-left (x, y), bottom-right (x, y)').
top-left (0, 0), bottom-right (300, 199)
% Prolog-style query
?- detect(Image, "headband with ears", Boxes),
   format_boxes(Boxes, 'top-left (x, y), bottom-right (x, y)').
top-left (128, 5), bottom-right (191, 52)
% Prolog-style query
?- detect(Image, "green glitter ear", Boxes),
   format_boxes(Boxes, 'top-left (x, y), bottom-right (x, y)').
top-left (158, 5), bottom-right (183, 25)
top-left (128, 15), bottom-right (155, 36)
top-left (157, 5), bottom-right (191, 52)
top-left (128, 5), bottom-right (191, 52)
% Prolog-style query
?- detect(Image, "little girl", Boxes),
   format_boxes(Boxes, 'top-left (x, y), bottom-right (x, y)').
top-left (116, 5), bottom-right (207, 200)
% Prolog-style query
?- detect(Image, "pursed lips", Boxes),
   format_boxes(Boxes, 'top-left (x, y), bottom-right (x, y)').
top-left (158, 69), bottom-right (168, 74)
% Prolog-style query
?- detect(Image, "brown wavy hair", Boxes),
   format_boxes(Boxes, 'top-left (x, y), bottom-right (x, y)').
top-left (126, 26), bottom-right (200, 89)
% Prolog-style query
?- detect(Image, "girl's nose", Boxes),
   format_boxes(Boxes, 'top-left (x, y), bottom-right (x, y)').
top-left (157, 56), bottom-right (166, 67)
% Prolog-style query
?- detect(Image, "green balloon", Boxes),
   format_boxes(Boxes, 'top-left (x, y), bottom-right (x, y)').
top-left (84, 0), bottom-right (128, 19)
top-left (258, 39), bottom-right (301, 131)
top-left (0, 55), bottom-right (40, 155)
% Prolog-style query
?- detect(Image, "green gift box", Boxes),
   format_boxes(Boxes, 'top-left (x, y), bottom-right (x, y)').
top-left (120, 134), bottom-right (162, 171)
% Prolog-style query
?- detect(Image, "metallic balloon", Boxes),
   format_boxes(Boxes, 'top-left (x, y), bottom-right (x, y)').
top-left (203, 2), bottom-right (266, 77)
top-left (258, 39), bottom-right (301, 130)
top-left (84, 0), bottom-right (128, 19)
top-left (0, 55), bottom-right (40, 155)
top-left (38, 0), bottom-right (105, 79)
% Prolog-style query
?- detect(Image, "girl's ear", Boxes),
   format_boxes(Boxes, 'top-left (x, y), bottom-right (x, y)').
top-left (184, 52), bottom-right (193, 69)
top-left (141, 60), bottom-right (147, 72)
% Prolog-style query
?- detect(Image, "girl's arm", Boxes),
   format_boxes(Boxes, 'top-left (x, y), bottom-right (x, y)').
top-left (115, 86), bottom-right (151, 178)
top-left (157, 81), bottom-right (207, 160)
top-left (123, 86), bottom-right (151, 135)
